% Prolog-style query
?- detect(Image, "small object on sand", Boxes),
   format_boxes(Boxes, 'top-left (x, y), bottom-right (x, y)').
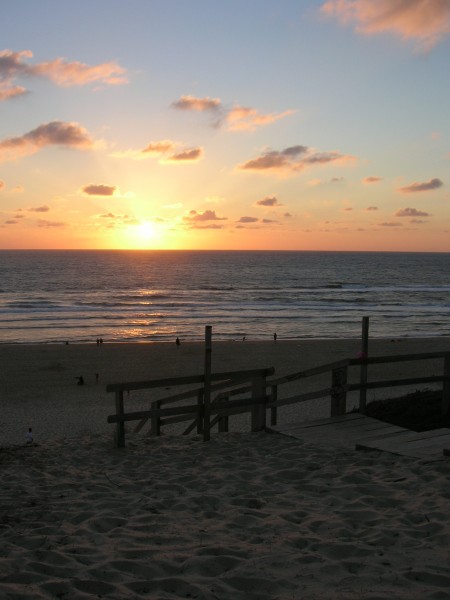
top-left (76, 375), bottom-right (84, 386)
top-left (26, 427), bottom-right (33, 444)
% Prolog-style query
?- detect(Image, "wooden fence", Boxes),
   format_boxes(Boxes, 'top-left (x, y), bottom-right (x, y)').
top-left (107, 349), bottom-right (450, 447)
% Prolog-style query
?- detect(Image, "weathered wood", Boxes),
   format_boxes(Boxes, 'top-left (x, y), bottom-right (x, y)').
top-left (266, 387), bottom-right (333, 409)
top-left (108, 402), bottom-right (199, 423)
top-left (347, 351), bottom-right (450, 367)
top-left (347, 375), bottom-right (442, 392)
top-left (331, 366), bottom-right (347, 417)
top-left (114, 390), bottom-right (125, 448)
top-left (106, 367), bottom-right (274, 393)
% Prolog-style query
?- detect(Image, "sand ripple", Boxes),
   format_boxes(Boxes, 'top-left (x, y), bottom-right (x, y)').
top-left (1, 432), bottom-right (450, 599)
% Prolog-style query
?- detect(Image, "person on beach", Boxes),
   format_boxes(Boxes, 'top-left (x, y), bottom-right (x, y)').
top-left (176, 337), bottom-right (181, 347)
top-left (26, 428), bottom-right (33, 444)
top-left (76, 375), bottom-right (84, 385)
top-left (274, 332), bottom-right (277, 342)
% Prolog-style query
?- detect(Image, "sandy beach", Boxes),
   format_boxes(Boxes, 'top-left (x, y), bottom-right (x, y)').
top-left (1, 339), bottom-right (450, 598)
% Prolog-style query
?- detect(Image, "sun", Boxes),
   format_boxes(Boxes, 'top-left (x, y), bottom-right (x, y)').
top-left (137, 221), bottom-right (156, 240)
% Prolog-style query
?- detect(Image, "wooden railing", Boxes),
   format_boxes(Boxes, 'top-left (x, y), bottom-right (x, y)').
top-left (107, 350), bottom-right (450, 447)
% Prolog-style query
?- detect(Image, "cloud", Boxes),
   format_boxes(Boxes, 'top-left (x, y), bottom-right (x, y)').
top-left (395, 207), bottom-right (430, 217)
top-left (239, 145), bottom-right (355, 175)
top-left (397, 178), bottom-right (443, 193)
top-left (28, 205), bottom-right (50, 212)
top-left (366, 206), bottom-right (379, 211)
top-left (0, 121), bottom-right (94, 162)
top-left (0, 49), bottom-right (127, 100)
top-left (37, 219), bottom-right (67, 228)
top-left (142, 141), bottom-right (177, 155)
top-left (237, 216), bottom-right (259, 223)
top-left (256, 196), bottom-right (283, 207)
top-left (82, 184), bottom-right (116, 196)
top-left (111, 140), bottom-right (201, 163)
top-left (321, 0), bottom-right (450, 51)
top-left (183, 209), bottom-right (227, 223)
top-left (363, 176), bottom-right (381, 184)
top-left (226, 106), bottom-right (295, 132)
top-left (163, 147), bottom-right (203, 163)
top-left (172, 94), bottom-right (294, 131)
top-left (379, 221), bottom-right (403, 227)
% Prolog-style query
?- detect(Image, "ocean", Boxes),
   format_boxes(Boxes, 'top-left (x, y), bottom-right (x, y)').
top-left (1, 250), bottom-right (449, 344)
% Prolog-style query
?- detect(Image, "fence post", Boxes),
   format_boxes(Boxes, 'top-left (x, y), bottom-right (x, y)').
top-left (203, 325), bottom-right (212, 442)
top-left (251, 374), bottom-right (267, 431)
top-left (270, 384), bottom-right (278, 426)
top-left (115, 390), bottom-right (125, 448)
top-left (442, 356), bottom-right (450, 416)
top-left (331, 366), bottom-right (347, 417)
top-left (359, 316), bottom-right (369, 413)
top-left (150, 400), bottom-right (161, 436)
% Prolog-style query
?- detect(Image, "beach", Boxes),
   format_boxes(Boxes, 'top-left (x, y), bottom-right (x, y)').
top-left (1, 339), bottom-right (450, 598)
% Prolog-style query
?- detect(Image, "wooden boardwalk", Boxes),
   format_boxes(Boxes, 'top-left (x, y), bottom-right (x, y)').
top-left (269, 413), bottom-right (450, 460)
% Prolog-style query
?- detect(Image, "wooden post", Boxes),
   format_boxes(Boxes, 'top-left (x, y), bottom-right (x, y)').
top-left (270, 384), bottom-right (278, 426)
top-left (203, 325), bottom-right (212, 442)
top-left (359, 316), bottom-right (369, 413)
top-left (115, 390), bottom-right (125, 447)
top-left (150, 400), bottom-right (161, 436)
top-left (442, 356), bottom-right (450, 416)
top-left (251, 374), bottom-right (267, 431)
top-left (331, 366), bottom-right (347, 417)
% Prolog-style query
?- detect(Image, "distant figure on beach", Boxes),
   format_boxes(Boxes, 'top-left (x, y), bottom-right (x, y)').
top-left (176, 337), bottom-right (181, 347)
top-left (76, 375), bottom-right (84, 386)
top-left (242, 336), bottom-right (246, 341)
top-left (274, 332), bottom-right (277, 342)
top-left (95, 373), bottom-right (99, 384)
top-left (26, 428), bottom-right (33, 444)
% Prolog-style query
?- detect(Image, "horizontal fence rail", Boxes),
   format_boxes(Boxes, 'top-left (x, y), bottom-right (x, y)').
top-left (107, 351), bottom-right (450, 447)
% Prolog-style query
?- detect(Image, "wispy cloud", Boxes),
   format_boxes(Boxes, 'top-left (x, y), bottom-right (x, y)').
top-left (28, 205), bottom-right (50, 212)
top-left (256, 196), bottom-right (283, 207)
top-left (238, 145), bottom-right (355, 175)
top-left (397, 178), bottom-right (443, 193)
top-left (162, 148), bottom-right (203, 163)
top-left (183, 209), bottom-right (227, 223)
top-left (237, 216), bottom-right (259, 223)
top-left (321, 0), bottom-right (450, 51)
top-left (172, 94), bottom-right (294, 131)
top-left (0, 49), bottom-right (127, 101)
top-left (111, 140), bottom-right (202, 163)
top-left (0, 121), bottom-right (94, 162)
top-left (37, 219), bottom-right (67, 228)
top-left (363, 176), bottom-right (381, 184)
top-left (395, 207), bottom-right (430, 217)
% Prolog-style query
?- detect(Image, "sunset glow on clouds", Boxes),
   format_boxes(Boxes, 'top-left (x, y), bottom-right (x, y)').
top-left (0, 0), bottom-right (449, 251)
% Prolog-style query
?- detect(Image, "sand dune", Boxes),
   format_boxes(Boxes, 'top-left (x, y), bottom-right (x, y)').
top-left (1, 339), bottom-right (450, 598)
top-left (1, 432), bottom-right (450, 599)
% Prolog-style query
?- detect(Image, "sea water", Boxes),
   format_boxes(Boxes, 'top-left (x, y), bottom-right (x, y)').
top-left (1, 250), bottom-right (450, 344)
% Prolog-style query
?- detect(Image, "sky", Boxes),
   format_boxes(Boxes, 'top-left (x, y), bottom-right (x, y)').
top-left (1, 0), bottom-right (450, 251)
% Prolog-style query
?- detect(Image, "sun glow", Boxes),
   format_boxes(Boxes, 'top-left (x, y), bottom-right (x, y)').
top-left (137, 221), bottom-right (156, 240)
